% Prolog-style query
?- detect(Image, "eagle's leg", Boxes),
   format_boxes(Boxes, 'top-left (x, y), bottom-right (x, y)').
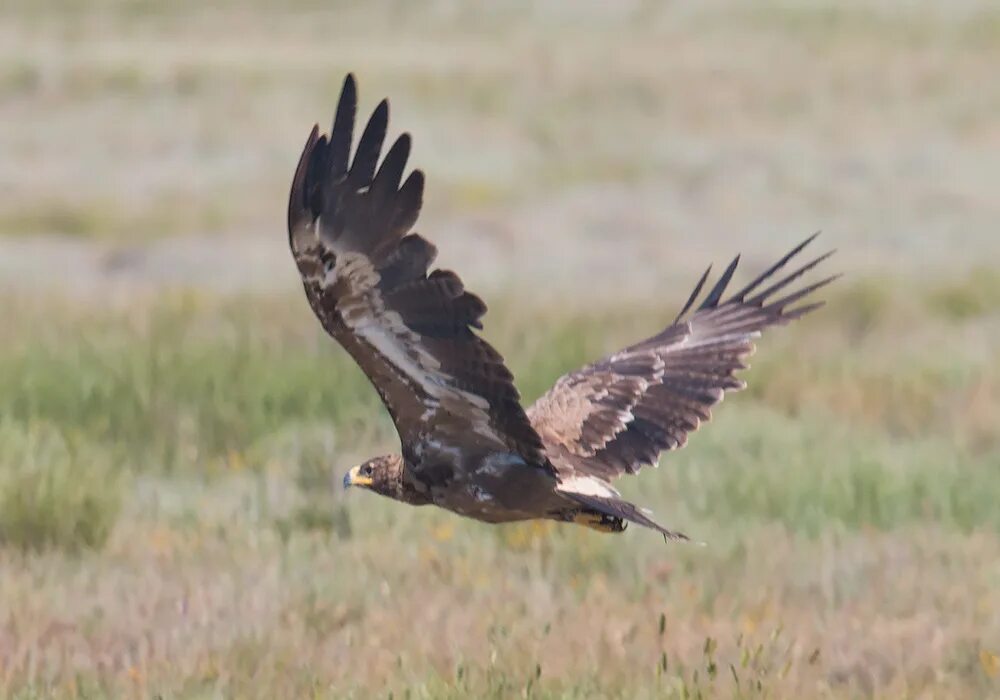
top-left (571, 510), bottom-right (628, 533)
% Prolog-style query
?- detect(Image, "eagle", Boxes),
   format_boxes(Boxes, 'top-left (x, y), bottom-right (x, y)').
top-left (288, 75), bottom-right (836, 540)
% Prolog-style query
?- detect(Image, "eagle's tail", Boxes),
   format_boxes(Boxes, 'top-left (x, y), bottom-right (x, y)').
top-left (562, 491), bottom-right (693, 542)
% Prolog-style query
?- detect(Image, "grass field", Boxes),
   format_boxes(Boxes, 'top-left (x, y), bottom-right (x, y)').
top-left (1, 1), bottom-right (999, 698)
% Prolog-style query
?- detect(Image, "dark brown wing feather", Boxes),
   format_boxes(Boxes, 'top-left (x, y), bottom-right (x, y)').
top-left (288, 75), bottom-right (548, 471)
top-left (528, 234), bottom-right (837, 483)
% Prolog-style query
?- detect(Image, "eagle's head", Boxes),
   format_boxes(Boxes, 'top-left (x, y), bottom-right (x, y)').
top-left (343, 454), bottom-right (410, 500)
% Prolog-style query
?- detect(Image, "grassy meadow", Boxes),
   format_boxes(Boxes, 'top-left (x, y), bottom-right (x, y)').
top-left (2, 1), bottom-right (1000, 698)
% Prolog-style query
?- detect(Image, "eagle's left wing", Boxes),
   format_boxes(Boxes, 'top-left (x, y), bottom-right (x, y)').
top-left (528, 235), bottom-right (837, 486)
top-left (288, 75), bottom-right (549, 471)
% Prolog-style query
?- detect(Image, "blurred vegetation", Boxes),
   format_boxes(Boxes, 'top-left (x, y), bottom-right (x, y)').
top-left (0, 422), bottom-right (121, 552)
top-left (1, 295), bottom-right (997, 695)
top-left (0, 273), bottom-right (997, 558)
top-left (2, 0), bottom-right (999, 697)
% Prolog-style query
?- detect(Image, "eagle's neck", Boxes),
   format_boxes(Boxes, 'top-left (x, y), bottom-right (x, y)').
top-left (389, 459), bottom-right (432, 506)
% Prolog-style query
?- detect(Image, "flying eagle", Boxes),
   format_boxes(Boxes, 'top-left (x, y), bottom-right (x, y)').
top-left (288, 75), bottom-right (835, 540)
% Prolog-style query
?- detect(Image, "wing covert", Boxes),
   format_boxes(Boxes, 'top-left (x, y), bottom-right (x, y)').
top-left (528, 234), bottom-right (837, 483)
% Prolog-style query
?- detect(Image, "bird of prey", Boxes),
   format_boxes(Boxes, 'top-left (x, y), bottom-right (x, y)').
top-left (288, 74), bottom-right (835, 540)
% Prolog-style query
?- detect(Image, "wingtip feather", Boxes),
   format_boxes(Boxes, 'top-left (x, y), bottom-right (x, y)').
top-left (696, 254), bottom-right (741, 312)
top-left (732, 232), bottom-right (822, 302)
top-left (674, 264), bottom-right (712, 323)
top-left (287, 124), bottom-right (322, 231)
top-left (766, 271), bottom-right (841, 312)
top-left (747, 250), bottom-right (836, 306)
top-left (349, 98), bottom-right (390, 185)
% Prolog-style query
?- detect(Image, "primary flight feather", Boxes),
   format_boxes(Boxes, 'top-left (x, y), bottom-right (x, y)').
top-left (288, 74), bottom-right (836, 540)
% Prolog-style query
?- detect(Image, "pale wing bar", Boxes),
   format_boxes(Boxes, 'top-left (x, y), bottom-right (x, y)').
top-left (529, 234), bottom-right (837, 483)
top-left (288, 75), bottom-right (549, 470)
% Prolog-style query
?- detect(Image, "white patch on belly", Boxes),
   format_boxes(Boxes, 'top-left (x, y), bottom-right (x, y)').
top-left (324, 251), bottom-right (501, 442)
top-left (556, 475), bottom-right (620, 498)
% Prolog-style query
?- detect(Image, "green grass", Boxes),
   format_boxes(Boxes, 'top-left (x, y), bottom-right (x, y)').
top-left (2, 0), bottom-right (1000, 692)
top-left (0, 274), bottom-right (997, 555)
top-left (3, 279), bottom-right (994, 699)
top-left (0, 194), bottom-right (236, 240)
top-left (729, 1), bottom-right (1000, 50)
top-left (925, 266), bottom-right (1000, 321)
top-left (0, 280), bottom-right (986, 473)
top-left (0, 421), bottom-right (121, 552)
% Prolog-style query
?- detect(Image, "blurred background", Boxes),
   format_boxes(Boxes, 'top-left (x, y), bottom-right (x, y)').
top-left (1, 1), bottom-right (998, 697)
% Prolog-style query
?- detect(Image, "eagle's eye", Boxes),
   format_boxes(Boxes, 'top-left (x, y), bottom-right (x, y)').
top-left (362, 464), bottom-right (373, 476)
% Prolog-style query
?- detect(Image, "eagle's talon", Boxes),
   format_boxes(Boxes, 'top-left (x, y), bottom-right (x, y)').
top-left (572, 511), bottom-right (627, 533)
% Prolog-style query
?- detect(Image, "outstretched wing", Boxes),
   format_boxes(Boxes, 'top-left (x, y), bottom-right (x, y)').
top-left (288, 75), bottom-right (548, 469)
top-left (528, 234), bottom-right (836, 484)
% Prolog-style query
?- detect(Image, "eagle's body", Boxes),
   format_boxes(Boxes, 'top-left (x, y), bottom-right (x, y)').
top-left (415, 452), bottom-right (565, 524)
top-left (289, 75), bottom-right (835, 539)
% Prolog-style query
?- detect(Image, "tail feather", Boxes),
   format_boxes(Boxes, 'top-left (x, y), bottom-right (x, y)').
top-left (563, 491), bottom-right (692, 542)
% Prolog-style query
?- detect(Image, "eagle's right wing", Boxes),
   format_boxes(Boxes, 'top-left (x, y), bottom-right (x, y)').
top-left (288, 75), bottom-right (549, 471)
top-left (528, 234), bottom-right (837, 486)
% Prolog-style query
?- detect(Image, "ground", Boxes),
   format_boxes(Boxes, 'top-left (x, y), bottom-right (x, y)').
top-left (0, 1), bottom-right (998, 698)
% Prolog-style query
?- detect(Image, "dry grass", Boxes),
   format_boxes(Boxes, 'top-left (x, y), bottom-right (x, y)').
top-left (1, 0), bottom-right (999, 697)
top-left (1, 279), bottom-right (999, 698)
top-left (5, 516), bottom-right (999, 698)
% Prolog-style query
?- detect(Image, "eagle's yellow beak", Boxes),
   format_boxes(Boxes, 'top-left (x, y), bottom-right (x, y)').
top-left (343, 465), bottom-right (373, 489)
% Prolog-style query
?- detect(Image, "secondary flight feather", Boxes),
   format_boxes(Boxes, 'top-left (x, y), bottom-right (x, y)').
top-left (288, 74), bottom-right (836, 540)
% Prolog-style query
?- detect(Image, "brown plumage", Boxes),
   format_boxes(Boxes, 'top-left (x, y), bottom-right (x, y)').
top-left (289, 75), bottom-right (837, 540)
